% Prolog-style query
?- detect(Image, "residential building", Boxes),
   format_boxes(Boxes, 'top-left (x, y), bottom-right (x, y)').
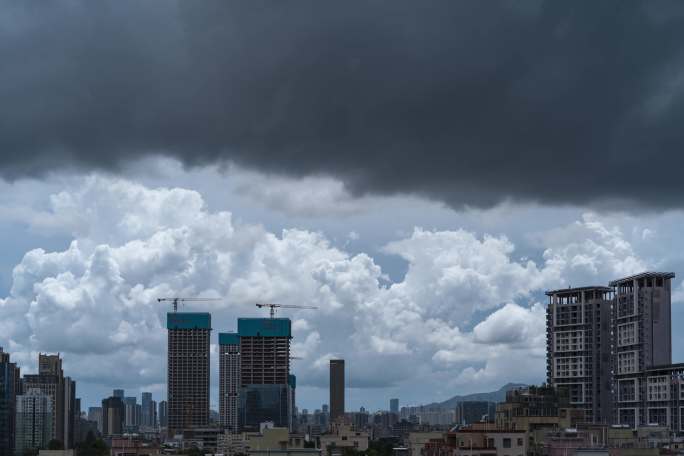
top-left (87, 407), bottom-right (103, 434)
top-left (167, 312), bottom-right (211, 436)
top-left (15, 388), bottom-right (54, 455)
top-left (62, 377), bottom-right (76, 448)
top-left (0, 348), bottom-right (18, 456)
top-left (447, 429), bottom-right (527, 456)
top-left (102, 396), bottom-right (124, 437)
top-left (219, 332), bottom-right (241, 432)
top-left (141, 392), bottom-right (154, 428)
top-left (406, 432), bottom-right (444, 456)
top-left (113, 389), bottom-right (124, 399)
top-left (329, 360), bottom-right (344, 425)
top-left (319, 423), bottom-right (369, 456)
top-left (110, 437), bottom-right (161, 456)
top-left (158, 401), bottom-right (167, 428)
top-left (610, 272), bottom-right (675, 429)
top-left (238, 318), bottom-right (292, 431)
top-left (546, 286), bottom-right (613, 423)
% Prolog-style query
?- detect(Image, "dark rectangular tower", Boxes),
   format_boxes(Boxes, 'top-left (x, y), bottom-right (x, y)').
top-left (329, 359), bottom-right (345, 425)
top-left (219, 332), bottom-right (240, 433)
top-left (167, 312), bottom-right (211, 437)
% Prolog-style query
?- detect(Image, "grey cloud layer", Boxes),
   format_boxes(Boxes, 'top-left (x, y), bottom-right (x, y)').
top-left (3, 1), bottom-right (684, 207)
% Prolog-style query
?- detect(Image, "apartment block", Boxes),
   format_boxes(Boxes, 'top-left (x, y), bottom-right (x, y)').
top-left (219, 332), bottom-right (241, 433)
top-left (546, 286), bottom-right (613, 423)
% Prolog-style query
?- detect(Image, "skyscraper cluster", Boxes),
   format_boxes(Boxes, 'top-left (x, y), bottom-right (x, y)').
top-left (546, 271), bottom-right (684, 431)
top-left (167, 312), bottom-right (297, 437)
top-left (0, 351), bottom-right (80, 456)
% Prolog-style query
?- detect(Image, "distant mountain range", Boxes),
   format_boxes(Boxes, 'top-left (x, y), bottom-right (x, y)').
top-left (423, 382), bottom-right (527, 409)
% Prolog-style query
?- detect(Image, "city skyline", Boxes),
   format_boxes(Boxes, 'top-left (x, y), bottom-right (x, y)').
top-left (3, 0), bottom-right (684, 422)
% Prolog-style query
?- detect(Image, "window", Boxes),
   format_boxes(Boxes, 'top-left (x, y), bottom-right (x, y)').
top-left (517, 438), bottom-right (523, 446)
top-left (555, 357), bottom-right (585, 378)
top-left (648, 408), bottom-right (668, 426)
top-left (554, 330), bottom-right (584, 352)
top-left (618, 379), bottom-right (637, 402)
top-left (647, 376), bottom-right (670, 401)
top-left (618, 408), bottom-right (636, 428)
top-left (617, 352), bottom-right (638, 374)
top-left (503, 438), bottom-right (511, 448)
top-left (617, 323), bottom-right (637, 346)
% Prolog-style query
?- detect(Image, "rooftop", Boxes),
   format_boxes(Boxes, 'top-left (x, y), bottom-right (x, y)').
top-left (545, 286), bottom-right (612, 296)
top-left (609, 271), bottom-right (675, 286)
top-left (166, 312), bottom-right (211, 330)
top-left (238, 318), bottom-right (291, 337)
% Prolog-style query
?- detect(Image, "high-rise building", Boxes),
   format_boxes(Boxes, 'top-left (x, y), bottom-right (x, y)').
top-left (102, 397), bottom-right (124, 437)
top-left (15, 388), bottom-right (54, 455)
top-left (113, 389), bottom-right (124, 399)
top-left (63, 377), bottom-right (76, 449)
top-left (219, 332), bottom-right (240, 432)
top-left (389, 398), bottom-right (399, 414)
top-left (329, 359), bottom-right (345, 424)
top-left (23, 353), bottom-right (67, 445)
top-left (167, 312), bottom-right (211, 436)
top-left (0, 348), bottom-right (18, 456)
top-left (123, 397), bottom-right (138, 430)
top-left (141, 392), bottom-right (154, 428)
top-left (158, 401), bottom-right (168, 428)
top-left (237, 318), bottom-right (292, 431)
top-left (87, 407), bottom-right (103, 434)
top-left (610, 272), bottom-right (675, 428)
top-left (546, 286), bottom-right (613, 423)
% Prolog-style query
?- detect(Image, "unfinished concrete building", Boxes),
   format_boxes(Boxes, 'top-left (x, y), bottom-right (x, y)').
top-left (546, 286), bottom-right (613, 424)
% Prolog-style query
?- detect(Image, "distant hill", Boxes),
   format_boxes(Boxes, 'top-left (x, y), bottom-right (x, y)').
top-left (424, 382), bottom-right (527, 409)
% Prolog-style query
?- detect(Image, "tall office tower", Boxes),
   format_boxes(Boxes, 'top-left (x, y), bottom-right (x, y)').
top-left (113, 389), bottom-right (124, 399)
top-left (288, 374), bottom-right (297, 431)
top-left (141, 392), bottom-right (153, 427)
top-left (63, 377), bottom-right (76, 449)
top-left (389, 398), bottom-right (399, 414)
top-left (329, 359), bottom-right (345, 424)
top-left (102, 397), bottom-right (124, 437)
top-left (158, 401), bottom-right (168, 428)
top-left (151, 400), bottom-right (157, 428)
top-left (87, 407), bottom-right (103, 434)
top-left (15, 389), bottom-right (54, 455)
top-left (238, 318), bottom-right (292, 431)
top-left (167, 312), bottom-right (211, 436)
top-left (611, 272), bottom-right (674, 428)
top-left (219, 333), bottom-right (240, 432)
top-left (0, 348), bottom-right (18, 456)
top-left (546, 286), bottom-right (613, 424)
top-left (24, 353), bottom-right (66, 444)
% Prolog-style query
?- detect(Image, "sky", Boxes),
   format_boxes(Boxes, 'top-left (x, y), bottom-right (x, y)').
top-left (2, 0), bottom-right (684, 412)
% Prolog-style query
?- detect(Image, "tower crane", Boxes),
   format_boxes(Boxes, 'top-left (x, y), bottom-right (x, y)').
top-left (158, 297), bottom-right (221, 313)
top-left (255, 303), bottom-right (318, 319)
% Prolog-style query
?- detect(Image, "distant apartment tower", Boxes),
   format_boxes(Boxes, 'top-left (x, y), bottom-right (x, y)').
top-left (158, 401), bottom-right (168, 428)
top-left (167, 312), bottom-right (211, 436)
top-left (219, 333), bottom-right (240, 432)
top-left (389, 398), bottom-right (399, 414)
top-left (15, 389), bottom-right (54, 455)
top-left (329, 359), bottom-right (345, 424)
top-left (87, 407), bottom-right (103, 434)
top-left (546, 286), bottom-right (613, 424)
top-left (141, 392), bottom-right (154, 427)
top-left (0, 348), bottom-right (18, 456)
top-left (610, 272), bottom-right (674, 428)
top-left (238, 318), bottom-right (292, 431)
top-left (113, 389), bottom-right (124, 399)
top-left (102, 397), bottom-right (124, 437)
top-left (23, 353), bottom-right (66, 444)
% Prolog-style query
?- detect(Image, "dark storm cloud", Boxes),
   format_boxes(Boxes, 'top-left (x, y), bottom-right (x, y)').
top-left (3, 1), bottom-right (684, 208)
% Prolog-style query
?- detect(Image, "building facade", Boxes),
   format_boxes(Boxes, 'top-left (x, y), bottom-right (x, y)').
top-left (167, 312), bottom-right (211, 436)
top-left (546, 286), bottom-right (613, 423)
top-left (390, 399), bottom-right (399, 414)
top-left (329, 360), bottom-right (345, 425)
top-left (238, 318), bottom-right (292, 431)
top-left (219, 332), bottom-right (241, 433)
top-left (15, 388), bottom-right (54, 455)
top-left (611, 272), bottom-right (675, 429)
top-left (102, 396), bottom-right (124, 437)
top-left (158, 401), bottom-right (167, 428)
top-left (0, 348), bottom-right (18, 456)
